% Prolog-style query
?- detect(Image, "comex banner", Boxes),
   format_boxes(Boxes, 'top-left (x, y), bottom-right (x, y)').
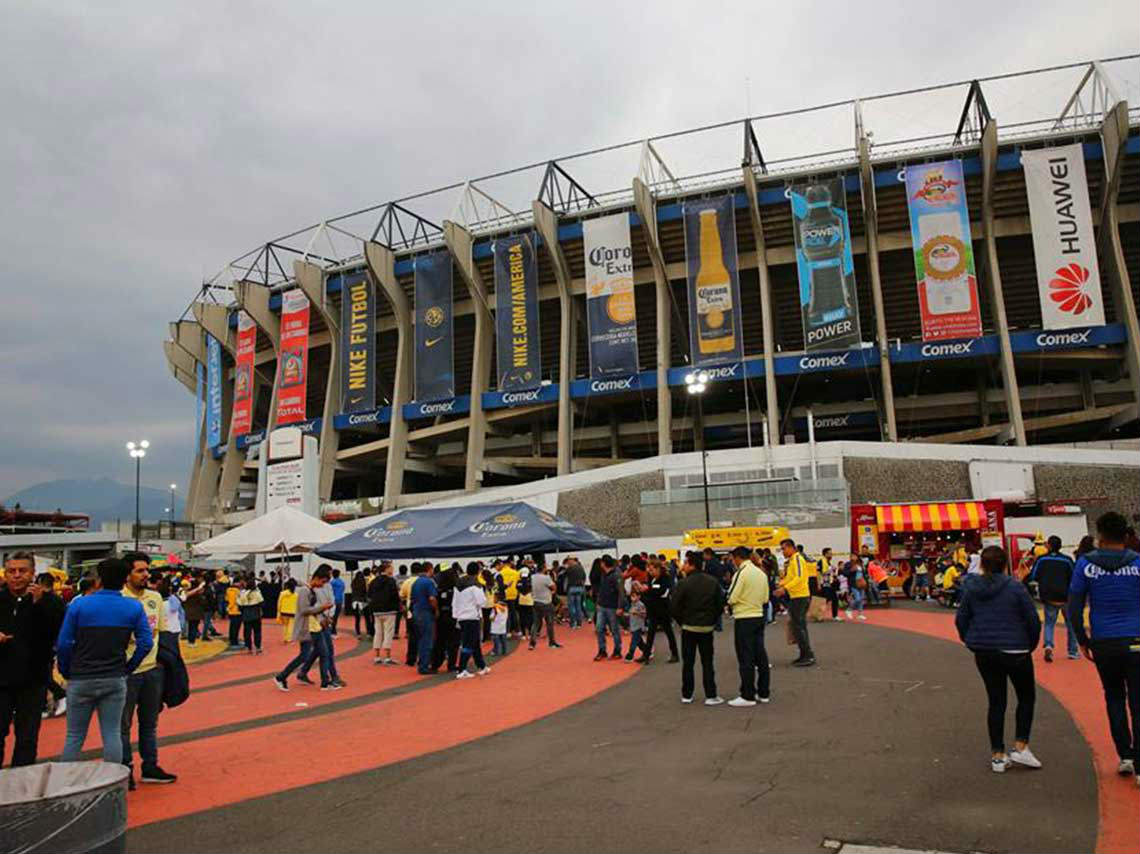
top-left (905, 160), bottom-right (983, 341)
top-left (1022, 144), bottom-right (1105, 330)
top-left (414, 251), bottom-right (455, 402)
top-left (683, 196), bottom-right (744, 365)
top-left (583, 213), bottom-right (639, 378)
top-left (493, 233), bottom-right (541, 391)
top-left (205, 333), bottom-right (222, 448)
top-left (231, 310), bottom-right (256, 436)
top-left (790, 178), bottom-right (861, 351)
top-left (340, 273), bottom-right (375, 412)
top-left (276, 289), bottom-right (310, 425)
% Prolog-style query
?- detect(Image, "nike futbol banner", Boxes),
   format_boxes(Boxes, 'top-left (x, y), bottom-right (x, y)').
top-left (905, 161), bottom-right (983, 342)
top-left (493, 233), bottom-right (541, 391)
top-left (275, 289), bottom-right (310, 425)
top-left (683, 195), bottom-right (744, 365)
top-left (339, 273), bottom-right (375, 412)
top-left (1022, 145), bottom-right (1106, 330)
top-left (583, 213), bottom-right (639, 378)
top-left (789, 179), bottom-right (862, 351)
top-left (231, 311), bottom-right (256, 436)
top-left (414, 251), bottom-right (455, 402)
top-left (205, 333), bottom-right (222, 448)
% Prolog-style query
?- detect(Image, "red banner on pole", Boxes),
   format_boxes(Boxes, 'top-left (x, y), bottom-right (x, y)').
top-left (231, 311), bottom-right (256, 436)
top-left (275, 290), bottom-right (310, 425)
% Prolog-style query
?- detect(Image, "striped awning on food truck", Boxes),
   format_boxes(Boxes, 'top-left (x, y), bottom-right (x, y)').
top-left (874, 501), bottom-right (986, 533)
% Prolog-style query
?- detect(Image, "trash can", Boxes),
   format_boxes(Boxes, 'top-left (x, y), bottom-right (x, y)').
top-left (0, 761), bottom-right (129, 854)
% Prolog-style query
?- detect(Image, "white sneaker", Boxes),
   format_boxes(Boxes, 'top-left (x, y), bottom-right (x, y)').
top-left (759, 696), bottom-right (770, 704)
top-left (991, 756), bottom-right (1010, 773)
top-left (1117, 758), bottom-right (1135, 776)
top-left (704, 697), bottom-right (725, 706)
top-left (727, 697), bottom-right (757, 707)
top-left (456, 670), bottom-right (474, 680)
top-left (857, 614), bottom-right (867, 621)
top-left (53, 698), bottom-right (67, 717)
top-left (477, 667), bottom-right (491, 676)
top-left (681, 696), bottom-right (693, 704)
top-left (1009, 747), bottom-right (1042, 769)
top-left (845, 609), bottom-right (853, 620)
top-left (833, 616), bottom-right (843, 622)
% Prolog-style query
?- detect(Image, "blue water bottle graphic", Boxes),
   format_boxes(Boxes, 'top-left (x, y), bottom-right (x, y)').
top-left (798, 184), bottom-right (852, 325)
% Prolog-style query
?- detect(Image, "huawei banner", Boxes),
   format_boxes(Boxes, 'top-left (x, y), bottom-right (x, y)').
top-left (276, 289), bottom-right (310, 425)
top-left (414, 251), bottom-right (455, 402)
top-left (1022, 145), bottom-right (1105, 330)
top-left (905, 161), bottom-right (983, 341)
top-left (789, 179), bottom-right (862, 351)
top-left (583, 213), bottom-right (639, 378)
top-left (339, 274), bottom-right (375, 412)
top-left (683, 196), bottom-right (744, 365)
top-left (231, 311), bottom-right (256, 436)
top-left (206, 334), bottom-right (222, 448)
top-left (493, 233), bottom-right (541, 391)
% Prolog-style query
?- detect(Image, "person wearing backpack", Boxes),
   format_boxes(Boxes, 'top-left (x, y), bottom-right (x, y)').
top-left (1029, 535), bottom-right (1078, 662)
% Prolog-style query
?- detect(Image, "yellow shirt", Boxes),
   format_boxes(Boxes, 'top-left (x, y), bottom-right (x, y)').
top-left (779, 553), bottom-right (812, 600)
top-left (123, 587), bottom-right (164, 674)
top-left (225, 586), bottom-right (239, 616)
top-left (942, 566), bottom-right (960, 590)
top-left (499, 566), bottom-right (520, 601)
top-left (278, 589), bottom-right (297, 617)
top-left (727, 560), bottom-right (770, 619)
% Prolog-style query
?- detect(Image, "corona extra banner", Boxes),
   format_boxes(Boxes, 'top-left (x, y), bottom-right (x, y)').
top-left (789, 178), bottom-right (861, 351)
top-left (1022, 144), bottom-right (1105, 330)
top-left (205, 333), bottom-right (222, 447)
top-left (904, 161), bottom-right (983, 341)
top-left (231, 310), bottom-right (256, 435)
top-left (583, 213), bottom-right (639, 378)
top-left (414, 251), bottom-right (455, 403)
top-left (339, 273), bottom-right (375, 412)
top-left (683, 195), bottom-right (744, 365)
top-left (275, 289), bottom-right (310, 425)
top-left (493, 233), bottom-right (541, 391)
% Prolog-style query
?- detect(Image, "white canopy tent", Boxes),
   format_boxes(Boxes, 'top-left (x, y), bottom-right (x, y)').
top-left (192, 505), bottom-right (344, 558)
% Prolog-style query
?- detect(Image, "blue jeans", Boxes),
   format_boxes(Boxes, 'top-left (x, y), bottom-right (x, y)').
top-left (1043, 603), bottom-right (1078, 656)
top-left (277, 640), bottom-right (314, 682)
top-left (301, 628), bottom-right (338, 685)
top-left (414, 610), bottom-right (436, 672)
top-left (458, 620), bottom-right (486, 672)
top-left (61, 676), bottom-right (127, 763)
top-left (492, 634), bottom-right (507, 655)
top-left (849, 588), bottom-right (865, 614)
top-left (567, 587), bottom-right (585, 627)
top-left (626, 629), bottom-right (644, 660)
top-left (595, 606), bottom-right (621, 655)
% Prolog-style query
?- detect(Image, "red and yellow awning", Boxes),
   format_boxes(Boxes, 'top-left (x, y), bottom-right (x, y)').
top-left (875, 501), bottom-right (985, 533)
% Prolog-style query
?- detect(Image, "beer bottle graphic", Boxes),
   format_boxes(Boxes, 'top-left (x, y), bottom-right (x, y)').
top-left (694, 209), bottom-right (735, 355)
top-left (798, 185), bottom-right (851, 324)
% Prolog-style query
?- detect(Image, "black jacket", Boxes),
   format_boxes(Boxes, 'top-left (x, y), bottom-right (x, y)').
top-left (563, 563), bottom-right (587, 588)
top-left (367, 574), bottom-right (401, 613)
top-left (0, 588), bottom-right (61, 688)
top-left (157, 632), bottom-right (190, 709)
top-left (641, 573), bottom-right (674, 618)
top-left (434, 567), bottom-right (459, 614)
top-left (1030, 552), bottom-right (1074, 604)
top-left (591, 566), bottom-right (624, 610)
top-left (670, 572), bottom-right (724, 629)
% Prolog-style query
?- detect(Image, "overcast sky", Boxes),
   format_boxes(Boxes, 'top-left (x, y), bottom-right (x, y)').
top-left (1, 1), bottom-right (1137, 505)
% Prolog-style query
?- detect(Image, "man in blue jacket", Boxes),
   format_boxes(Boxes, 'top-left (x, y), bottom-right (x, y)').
top-left (57, 557), bottom-right (152, 764)
top-left (1029, 535), bottom-right (1078, 662)
top-left (1068, 511), bottom-right (1140, 784)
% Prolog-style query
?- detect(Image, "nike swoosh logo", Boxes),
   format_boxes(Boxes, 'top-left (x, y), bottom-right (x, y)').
top-left (425, 337), bottom-right (443, 347)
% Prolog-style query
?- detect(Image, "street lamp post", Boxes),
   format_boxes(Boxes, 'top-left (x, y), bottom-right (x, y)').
top-left (685, 371), bottom-right (711, 528)
top-left (126, 440), bottom-right (149, 551)
top-left (169, 484), bottom-right (177, 525)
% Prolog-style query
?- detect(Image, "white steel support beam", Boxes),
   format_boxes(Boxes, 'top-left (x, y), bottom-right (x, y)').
top-left (632, 177), bottom-right (673, 456)
top-left (532, 200), bottom-right (574, 475)
top-left (741, 165), bottom-right (780, 446)
top-left (295, 261), bottom-right (341, 501)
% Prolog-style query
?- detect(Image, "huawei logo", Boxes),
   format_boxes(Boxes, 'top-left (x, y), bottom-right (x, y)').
top-left (1048, 263), bottom-right (1095, 314)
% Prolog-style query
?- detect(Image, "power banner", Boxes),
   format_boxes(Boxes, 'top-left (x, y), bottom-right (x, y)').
top-left (276, 289), bottom-right (310, 425)
top-left (231, 311), bottom-right (256, 436)
top-left (683, 196), bottom-right (744, 365)
top-left (340, 274), bottom-right (375, 412)
top-left (583, 213), bottom-right (638, 378)
top-left (493, 233), bottom-right (541, 391)
top-left (790, 179), bottom-right (861, 351)
top-left (205, 333), bottom-right (222, 448)
top-left (1021, 144), bottom-right (1105, 330)
top-left (414, 251), bottom-right (455, 402)
top-left (905, 161), bottom-right (983, 341)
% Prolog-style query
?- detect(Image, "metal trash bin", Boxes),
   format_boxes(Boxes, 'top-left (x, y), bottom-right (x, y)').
top-left (0, 761), bottom-right (129, 854)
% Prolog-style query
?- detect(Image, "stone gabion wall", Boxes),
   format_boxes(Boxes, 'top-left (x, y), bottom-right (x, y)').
top-left (556, 470), bottom-right (664, 538)
top-left (1033, 463), bottom-right (1140, 533)
top-left (844, 458), bottom-right (973, 504)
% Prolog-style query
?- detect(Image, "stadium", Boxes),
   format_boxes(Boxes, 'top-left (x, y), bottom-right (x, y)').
top-left (164, 56), bottom-right (1140, 540)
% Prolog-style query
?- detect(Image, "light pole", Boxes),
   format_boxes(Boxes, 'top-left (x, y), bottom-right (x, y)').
top-left (126, 440), bottom-right (149, 551)
top-left (685, 371), bottom-right (711, 528)
top-left (169, 484), bottom-right (177, 525)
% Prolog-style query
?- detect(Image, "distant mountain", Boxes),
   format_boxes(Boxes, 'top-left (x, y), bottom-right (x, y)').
top-left (3, 477), bottom-right (179, 529)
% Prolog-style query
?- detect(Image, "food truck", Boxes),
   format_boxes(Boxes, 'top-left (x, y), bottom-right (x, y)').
top-left (850, 500), bottom-right (1006, 561)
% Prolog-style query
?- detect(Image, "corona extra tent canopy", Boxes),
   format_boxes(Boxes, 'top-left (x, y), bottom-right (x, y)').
top-left (316, 501), bottom-right (616, 560)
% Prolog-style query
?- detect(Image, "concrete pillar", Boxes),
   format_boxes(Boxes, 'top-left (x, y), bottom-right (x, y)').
top-left (1079, 369), bottom-right (1096, 410)
top-left (363, 241), bottom-right (411, 511)
top-left (741, 167), bottom-right (780, 446)
top-left (443, 221), bottom-right (492, 491)
top-left (632, 177), bottom-right (673, 455)
top-left (295, 260), bottom-right (341, 502)
top-left (190, 302), bottom-right (241, 521)
top-left (609, 409), bottom-right (621, 459)
top-left (167, 320), bottom-right (210, 522)
top-left (532, 200), bottom-right (574, 475)
top-left (977, 371), bottom-right (991, 426)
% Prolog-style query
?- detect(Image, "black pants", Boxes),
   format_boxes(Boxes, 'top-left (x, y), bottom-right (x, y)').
top-left (641, 612), bottom-right (678, 659)
top-left (354, 605), bottom-right (374, 637)
top-left (431, 614), bottom-right (459, 672)
top-left (681, 630), bottom-right (717, 701)
top-left (243, 619), bottom-right (262, 651)
top-left (973, 651), bottom-right (1035, 752)
top-left (187, 618), bottom-right (203, 644)
top-left (0, 682), bottom-right (45, 767)
top-left (482, 609), bottom-right (492, 642)
top-left (331, 604), bottom-right (342, 635)
top-left (734, 617), bottom-right (770, 701)
top-left (228, 614), bottom-right (242, 646)
top-left (458, 620), bottom-right (486, 672)
top-left (48, 677), bottom-right (66, 701)
top-left (507, 600), bottom-right (519, 634)
top-left (1091, 642), bottom-right (1140, 762)
top-left (394, 608), bottom-right (402, 639)
top-left (820, 585), bottom-right (839, 619)
top-left (787, 597), bottom-right (814, 660)
top-left (404, 614), bottom-right (418, 665)
top-left (518, 604), bottom-right (534, 637)
top-left (530, 603), bottom-right (556, 646)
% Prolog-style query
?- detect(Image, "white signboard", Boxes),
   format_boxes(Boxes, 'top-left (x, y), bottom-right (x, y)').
top-left (269, 426), bottom-right (303, 462)
top-left (266, 459), bottom-right (305, 511)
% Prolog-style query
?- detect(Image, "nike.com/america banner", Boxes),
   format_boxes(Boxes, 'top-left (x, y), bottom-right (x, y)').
top-left (414, 251), bottom-right (455, 402)
top-left (340, 273), bottom-right (375, 412)
top-left (683, 195), bottom-right (744, 365)
top-left (493, 233), bottom-right (541, 391)
top-left (583, 213), bottom-right (639, 378)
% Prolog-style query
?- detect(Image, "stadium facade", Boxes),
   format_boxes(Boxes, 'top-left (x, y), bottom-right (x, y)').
top-left (165, 57), bottom-right (1140, 526)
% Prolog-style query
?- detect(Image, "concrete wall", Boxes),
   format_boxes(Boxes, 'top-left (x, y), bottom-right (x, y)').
top-left (1033, 464), bottom-right (1140, 534)
top-left (556, 471), bottom-right (664, 539)
top-left (845, 458), bottom-right (972, 504)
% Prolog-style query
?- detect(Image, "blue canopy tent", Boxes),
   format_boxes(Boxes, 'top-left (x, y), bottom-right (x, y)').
top-left (315, 501), bottom-right (616, 560)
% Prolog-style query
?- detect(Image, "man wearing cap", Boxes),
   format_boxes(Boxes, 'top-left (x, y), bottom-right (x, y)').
top-left (726, 545), bottom-right (771, 706)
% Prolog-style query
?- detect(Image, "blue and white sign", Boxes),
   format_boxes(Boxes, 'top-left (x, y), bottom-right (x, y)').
top-left (236, 430), bottom-right (266, 451)
top-left (206, 334), bottom-right (222, 448)
top-left (774, 347), bottom-right (880, 376)
top-left (569, 372), bottom-right (656, 399)
top-left (403, 395), bottom-right (471, 421)
top-left (483, 383), bottom-right (559, 411)
top-left (1011, 324), bottom-right (1124, 353)
top-left (795, 411), bottom-right (881, 432)
top-left (333, 406), bottom-right (392, 431)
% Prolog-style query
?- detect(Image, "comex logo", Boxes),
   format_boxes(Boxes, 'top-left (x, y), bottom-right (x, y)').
top-left (921, 341), bottom-right (974, 358)
top-left (704, 364), bottom-right (740, 380)
top-left (798, 353), bottom-right (849, 371)
top-left (813, 414), bottom-right (851, 429)
top-left (347, 411), bottom-right (381, 426)
top-left (1035, 329), bottom-right (1091, 348)
top-left (502, 389), bottom-right (541, 405)
top-left (418, 400), bottom-right (456, 415)
top-left (590, 377), bottom-right (634, 393)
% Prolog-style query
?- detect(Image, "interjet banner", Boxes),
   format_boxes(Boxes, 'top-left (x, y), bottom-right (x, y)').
top-left (205, 333), bottom-right (222, 448)
top-left (493, 233), bottom-right (541, 391)
top-left (790, 178), bottom-right (861, 351)
top-left (583, 213), bottom-right (639, 378)
top-left (340, 273), bottom-right (375, 412)
top-left (683, 195), bottom-right (744, 365)
top-left (1022, 144), bottom-right (1105, 330)
top-left (275, 289), bottom-right (310, 425)
top-left (231, 311), bottom-right (256, 436)
top-left (414, 251), bottom-right (455, 402)
top-left (905, 161), bottom-right (983, 341)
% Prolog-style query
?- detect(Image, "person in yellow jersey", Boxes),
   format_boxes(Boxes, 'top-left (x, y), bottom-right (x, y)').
top-left (942, 562), bottom-right (962, 607)
top-left (277, 580), bottom-right (297, 643)
top-left (498, 560), bottom-right (521, 637)
top-left (120, 553), bottom-right (176, 787)
top-left (726, 545), bottom-right (771, 706)
top-left (225, 580), bottom-right (241, 648)
top-left (772, 538), bottom-right (816, 666)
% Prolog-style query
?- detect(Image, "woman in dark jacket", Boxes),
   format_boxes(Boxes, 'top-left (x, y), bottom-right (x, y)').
top-left (955, 545), bottom-right (1042, 774)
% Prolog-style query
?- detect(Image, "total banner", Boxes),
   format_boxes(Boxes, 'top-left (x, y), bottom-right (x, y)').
top-left (905, 161), bottom-right (983, 341)
top-left (205, 333), bottom-right (222, 448)
top-left (275, 289), bottom-right (310, 425)
top-left (231, 311), bottom-right (256, 436)
top-left (683, 195), bottom-right (744, 365)
top-left (493, 233), bottom-right (541, 391)
top-left (790, 178), bottom-right (862, 351)
top-left (340, 273), bottom-right (375, 412)
top-left (414, 251), bottom-right (455, 402)
top-left (583, 213), bottom-right (639, 378)
top-left (1021, 144), bottom-right (1105, 330)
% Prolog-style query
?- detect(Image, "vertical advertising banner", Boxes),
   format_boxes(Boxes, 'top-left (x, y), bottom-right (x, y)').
top-left (789, 178), bottom-right (862, 351)
top-left (583, 213), bottom-right (638, 378)
top-left (683, 195), bottom-right (744, 365)
top-left (493, 233), bottom-right (541, 391)
top-left (231, 310), bottom-right (256, 436)
top-left (275, 289), bottom-right (310, 425)
top-left (414, 251), bottom-right (455, 402)
top-left (205, 333), bottom-right (222, 448)
top-left (340, 274), bottom-right (375, 412)
top-left (905, 161), bottom-right (983, 341)
top-left (1022, 144), bottom-right (1105, 330)
top-left (195, 361), bottom-right (205, 448)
